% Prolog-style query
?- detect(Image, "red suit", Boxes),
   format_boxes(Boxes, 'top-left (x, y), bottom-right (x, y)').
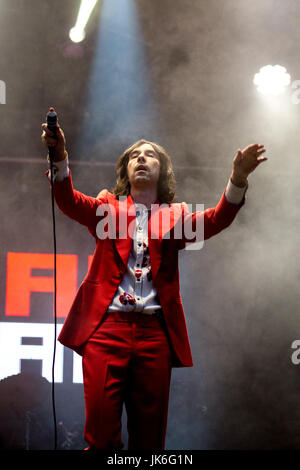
top-left (50, 171), bottom-right (245, 449)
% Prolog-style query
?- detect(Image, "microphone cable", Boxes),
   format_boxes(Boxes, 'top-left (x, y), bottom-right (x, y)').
top-left (46, 107), bottom-right (58, 450)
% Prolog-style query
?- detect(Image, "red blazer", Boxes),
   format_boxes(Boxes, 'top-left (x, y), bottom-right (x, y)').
top-left (49, 171), bottom-right (245, 368)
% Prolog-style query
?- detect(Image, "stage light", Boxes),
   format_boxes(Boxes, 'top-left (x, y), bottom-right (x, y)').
top-left (69, 0), bottom-right (99, 43)
top-left (69, 26), bottom-right (86, 43)
top-left (253, 65), bottom-right (291, 95)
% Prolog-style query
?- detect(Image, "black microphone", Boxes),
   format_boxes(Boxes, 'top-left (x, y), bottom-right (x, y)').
top-left (46, 107), bottom-right (57, 162)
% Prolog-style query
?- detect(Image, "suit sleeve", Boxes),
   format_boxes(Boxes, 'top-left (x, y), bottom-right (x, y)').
top-left (45, 169), bottom-right (108, 238)
top-left (178, 187), bottom-right (246, 251)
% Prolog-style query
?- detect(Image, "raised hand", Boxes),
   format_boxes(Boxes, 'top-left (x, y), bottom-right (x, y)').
top-left (41, 122), bottom-right (67, 162)
top-left (231, 143), bottom-right (268, 187)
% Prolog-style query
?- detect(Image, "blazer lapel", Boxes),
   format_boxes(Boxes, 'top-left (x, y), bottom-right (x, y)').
top-left (148, 202), bottom-right (183, 280)
top-left (109, 193), bottom-right (136, 266)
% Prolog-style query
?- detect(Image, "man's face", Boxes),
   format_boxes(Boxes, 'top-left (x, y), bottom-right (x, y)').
top-left (127, 143), bottom-right (160, 190)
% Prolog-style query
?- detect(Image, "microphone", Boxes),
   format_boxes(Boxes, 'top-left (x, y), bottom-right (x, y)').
top-left (46, 107), bottom-right (57, 162)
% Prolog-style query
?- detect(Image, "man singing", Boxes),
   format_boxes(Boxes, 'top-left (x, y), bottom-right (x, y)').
top-left (41, 120), bottom-right (267, 450)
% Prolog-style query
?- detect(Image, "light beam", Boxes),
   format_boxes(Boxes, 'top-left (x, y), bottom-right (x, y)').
top-left (69, 0), bottom-right (99, 43)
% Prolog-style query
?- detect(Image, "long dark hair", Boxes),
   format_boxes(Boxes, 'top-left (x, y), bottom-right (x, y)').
top-left (111, 139), bottom-right (176, 204)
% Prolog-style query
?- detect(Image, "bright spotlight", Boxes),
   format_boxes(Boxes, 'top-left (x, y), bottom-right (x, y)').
top-left (69, 0), bottom-right (99, 43)
top-left (69, 27), bottom-right (86, 43)
top-left (253, 65), bottom-right (291, 95)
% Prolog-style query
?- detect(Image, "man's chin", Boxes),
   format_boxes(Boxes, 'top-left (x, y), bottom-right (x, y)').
top-left (134, 175), bottom-right (149, 182)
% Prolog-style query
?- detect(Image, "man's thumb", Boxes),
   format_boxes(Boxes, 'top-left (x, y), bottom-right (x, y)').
top-left (236, 149), bottom-right (243, 159)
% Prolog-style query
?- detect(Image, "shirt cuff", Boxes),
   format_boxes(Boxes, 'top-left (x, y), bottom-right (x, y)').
top-left (48, 154), bottom-right (70, 182)
top-left (225, 178), bottom-right (247, 205)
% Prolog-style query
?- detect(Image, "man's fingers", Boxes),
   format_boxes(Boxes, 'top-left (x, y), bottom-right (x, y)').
top-left (243, 143), bottom-right (265, 153)
top-left (41, 119), bottom-right (67, 161)
top-left (41, 123), bottom-right (55, 137)
top-left (41, 122), bottom-right (63, 138)
top-left (257, 156), bottom-right (268, 162)
top-left (45, 137), bottom-right (58, 146)
top-left (41, 130), bottom-right (57, 142)
top-left (41, 136), bottom-right (57, 148)
top-left (244, 143), bottom-right (259, 151)
top-left (56, 126), bottom-right (65, 141)
top-left (41, 124), bottom-right (58, 146)
top-left (242, 146), bottom-right (266, 158)
top-left (41, 122), bottom-right (66, 148)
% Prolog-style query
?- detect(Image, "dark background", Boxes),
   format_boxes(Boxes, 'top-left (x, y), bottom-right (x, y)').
top-left (1, 0), bottom-right (300, 450)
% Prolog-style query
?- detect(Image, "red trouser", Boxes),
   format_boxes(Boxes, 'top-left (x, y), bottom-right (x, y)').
top-left (82, 310), bottom-right (173, 450)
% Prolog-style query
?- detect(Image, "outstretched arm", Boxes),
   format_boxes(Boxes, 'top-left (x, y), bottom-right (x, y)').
top-left (179, 143), bottom-right (268, 249)
top-left (41, 120), bottom-right (106, 235)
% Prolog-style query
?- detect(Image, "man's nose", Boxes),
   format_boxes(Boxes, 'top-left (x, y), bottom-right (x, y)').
top-left (137, 153), bottom-right (146, 162)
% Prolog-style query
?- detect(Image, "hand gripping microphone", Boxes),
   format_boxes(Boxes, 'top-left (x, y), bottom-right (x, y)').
top-left (46, 107), bottom-right (58, 162)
